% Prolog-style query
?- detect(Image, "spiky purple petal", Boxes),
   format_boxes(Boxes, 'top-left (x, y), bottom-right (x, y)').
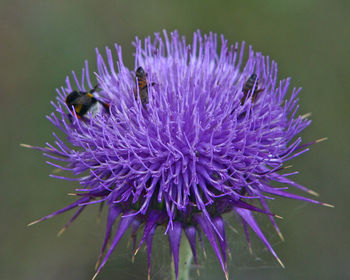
top-left (146, 225), bottom-right (157, 280)
top-left (236, 208), bottom-right (284, 268)
top-left (96, 205), bottom-right (122, 267)
top-left (93, 213), bottom-right (135, 280)
top-left (28, 196), bottom-right (90, 226)
top-left (168, 221), bottom-right (182, 279)
top-left (57, 205), bottom-right (86, 236)
top-left (195, 214), bottom-right (226, 275)
top-left (214, 216), bottom-right (228, 269)
top-left (184, 226), bottom-right (198, 268)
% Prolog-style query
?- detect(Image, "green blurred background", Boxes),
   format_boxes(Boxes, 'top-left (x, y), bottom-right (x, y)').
top-left (1, 0), bottom-right (349, 279)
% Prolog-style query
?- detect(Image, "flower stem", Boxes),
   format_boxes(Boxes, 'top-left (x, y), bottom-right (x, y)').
top-left (171, 237), bottom-right (193, 280)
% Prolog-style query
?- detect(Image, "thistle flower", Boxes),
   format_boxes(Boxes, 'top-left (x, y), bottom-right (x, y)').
top-left (24, 30), bottom-right (331, 280)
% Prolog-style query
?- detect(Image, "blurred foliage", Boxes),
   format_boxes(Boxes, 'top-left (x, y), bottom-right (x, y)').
top-left (1, 0), bottom-right (349, 279)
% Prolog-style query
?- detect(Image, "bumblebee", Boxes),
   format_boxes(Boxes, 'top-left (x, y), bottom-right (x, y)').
top-left (134, 66), bottom-right (154, 105)
top-left (65, 85), bottom-right (109, 119)
top-left (241, 73), bottom-right (263, 104)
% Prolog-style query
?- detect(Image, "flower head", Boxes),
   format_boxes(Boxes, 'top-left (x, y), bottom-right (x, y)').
top-left (25, 30), bottom-right (331, 279)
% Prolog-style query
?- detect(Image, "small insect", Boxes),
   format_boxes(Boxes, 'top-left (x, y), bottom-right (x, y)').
top-left (134, 66), bottom-right (154, 106)
top-left (65, 85), bottom-right (109, 119)
top-left (241, 73), bottom-right (263, 104)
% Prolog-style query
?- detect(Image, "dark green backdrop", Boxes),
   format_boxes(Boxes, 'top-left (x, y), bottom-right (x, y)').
top-left (1, 0), bottom-right (349, 279)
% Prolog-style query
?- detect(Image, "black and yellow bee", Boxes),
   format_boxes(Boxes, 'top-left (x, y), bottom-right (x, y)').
top-left (241, 73), bottom-right (263, 104)
top-left (65, 85), bottom-right (109, 119)
top-left (134, 67), bottom-right (154, 106)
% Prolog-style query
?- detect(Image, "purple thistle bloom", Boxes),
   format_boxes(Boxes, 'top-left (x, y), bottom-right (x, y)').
top-left (25, 30), bottom-right (332, 280)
